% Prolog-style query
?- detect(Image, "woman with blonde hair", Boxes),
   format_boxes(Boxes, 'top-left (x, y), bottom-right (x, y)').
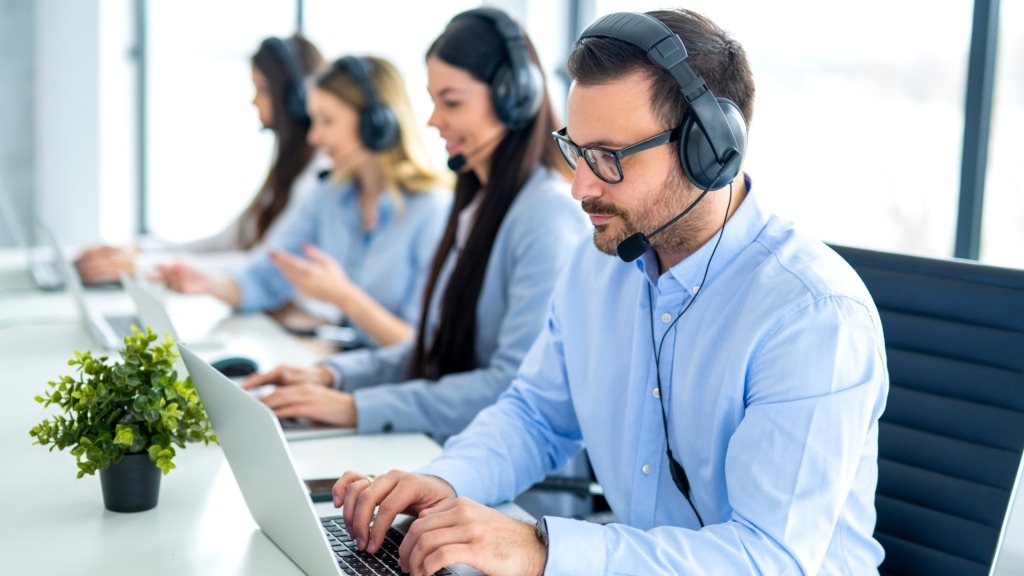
top-left (157, 54), bottom-right (451, 348)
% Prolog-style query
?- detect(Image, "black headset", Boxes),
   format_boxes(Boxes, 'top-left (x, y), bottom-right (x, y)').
top-left (263, 36), bottom-right (310, 125)
top-left (331, 56), bottom-right (399, 152)
top-left (579, 12), bottom-right (747, 191)
top-left (451, 7), bottom-right (543, 131)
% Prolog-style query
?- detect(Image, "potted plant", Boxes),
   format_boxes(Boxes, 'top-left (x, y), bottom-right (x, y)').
top-left (29, 327), bottom-right (217, 512)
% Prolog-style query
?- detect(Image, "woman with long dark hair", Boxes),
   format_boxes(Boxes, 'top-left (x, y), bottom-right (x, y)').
top-left (242, 8), bottom-right (588, 438)
top-left (75, 34), bottom-right (328, 283)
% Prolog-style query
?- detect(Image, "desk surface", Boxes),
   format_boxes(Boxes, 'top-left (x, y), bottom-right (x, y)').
top-left (0, 249), bottom-right (456, 575)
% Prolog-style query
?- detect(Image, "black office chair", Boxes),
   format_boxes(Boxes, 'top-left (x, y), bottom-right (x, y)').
top-left (832, 244), bottom-right (1024, 576)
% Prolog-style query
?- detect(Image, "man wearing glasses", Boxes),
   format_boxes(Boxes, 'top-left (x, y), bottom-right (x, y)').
top-left (336, 8), bottom-right (888, 576)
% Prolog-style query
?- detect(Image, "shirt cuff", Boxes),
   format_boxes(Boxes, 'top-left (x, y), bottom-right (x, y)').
top-left (351, 386), bottom-right (396, 434)
top-left (232, 271), bottom-right (262, 311)
top-left (542, 516), bottom-right (607, 575)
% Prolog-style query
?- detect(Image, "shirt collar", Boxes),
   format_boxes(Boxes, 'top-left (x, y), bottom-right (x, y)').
top-left (636, 174), bottom-right (767, 293)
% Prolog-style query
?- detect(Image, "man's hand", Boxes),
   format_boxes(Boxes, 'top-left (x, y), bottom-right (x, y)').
top-left (334, 470), bottom-right (546, 576)
top-left (401, 499), bottom-right (547, 576)
top-left (334, 470), bottom-right (457, 553)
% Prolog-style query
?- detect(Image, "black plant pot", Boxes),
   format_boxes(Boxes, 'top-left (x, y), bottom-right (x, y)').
top-left (99, 452), bottom-right (161, 512)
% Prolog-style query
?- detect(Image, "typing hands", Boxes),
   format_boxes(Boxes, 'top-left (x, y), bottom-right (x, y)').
top-left (241, 364), bottom-right (357, 427)
top-left (335, 470), bottom-right (547, 576)
top-left (75, 245), bottom-right (137, 284)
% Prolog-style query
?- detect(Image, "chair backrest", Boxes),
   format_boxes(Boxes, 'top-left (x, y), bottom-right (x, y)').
top-left (832, 244), bottom-right (1024, 576)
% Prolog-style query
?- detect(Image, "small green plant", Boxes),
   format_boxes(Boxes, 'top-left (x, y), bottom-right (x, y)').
top-left (29, 327), bottom-right (217, 477)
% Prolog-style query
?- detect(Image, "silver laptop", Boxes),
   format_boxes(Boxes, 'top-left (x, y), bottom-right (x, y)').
top-left (123, 274), bottom-right (351, 441)
top-left (0, 180), bottom-right (64, 291)
top-left (37, 219), bottom-right (139, 350)
top-left (120, 273), bottom-right (224, 350)
top-left (179, 345), bottom-right (482, 576)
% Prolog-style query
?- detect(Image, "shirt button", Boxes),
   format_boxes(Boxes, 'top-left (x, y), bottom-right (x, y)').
top-left (660, 312), bottom-right (672, 323)
top-left (642, 464), bottom-right (652, 475)
top-left (693, 286), bottom-right (701, 294)
top-left (653, 387), bottom-right (661, 399)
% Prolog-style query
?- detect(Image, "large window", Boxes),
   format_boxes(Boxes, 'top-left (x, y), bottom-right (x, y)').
top-left (983, 0), bottom-right (1024, 268)
top-left (144, 1), bottom-right (485, 244)
top-left (592, 1), bottom-right (975, 261)
top-left (139, 1), bottom-right (1016, 268)
top-left (146, 0), bottom-right (294, 243)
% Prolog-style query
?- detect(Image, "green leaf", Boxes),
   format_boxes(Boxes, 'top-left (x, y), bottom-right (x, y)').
top-left (29, 333), bottom-right (216, 478)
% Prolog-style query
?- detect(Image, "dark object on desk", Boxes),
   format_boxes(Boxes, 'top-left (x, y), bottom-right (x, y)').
top-left (304, 477), bottom-right (338, 503)
top-left (314, 324), bottom-right (364, 349)
top-left (282, 323), bottom-right (366, 351)
top-left (211, 356), bottom-right (259, 378)
top-left (832, 244), bottom-right (1024, 576)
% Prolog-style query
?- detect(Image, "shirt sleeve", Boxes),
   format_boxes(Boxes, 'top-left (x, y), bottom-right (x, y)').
top-left (320, 340), bottom-right (416, 391)
top-left (399, 195), bottom-right (449, 326)
top-left (349, 198), bottom-right (586, 438)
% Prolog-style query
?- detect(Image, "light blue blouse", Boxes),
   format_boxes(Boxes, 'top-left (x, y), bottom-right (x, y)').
top-left (420, 189), bottom-right (889, 574)
top-left (233, 179), bottom-right (451, 345)
top-left (322, 166), bottom-right (590, 437)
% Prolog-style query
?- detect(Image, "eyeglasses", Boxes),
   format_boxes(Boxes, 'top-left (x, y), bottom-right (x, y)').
top-left (552, 125), bottom-right (682, 184)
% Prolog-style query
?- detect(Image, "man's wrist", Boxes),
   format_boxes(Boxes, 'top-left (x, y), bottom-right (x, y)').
top-left (534, 516), bottom-right (549, 575)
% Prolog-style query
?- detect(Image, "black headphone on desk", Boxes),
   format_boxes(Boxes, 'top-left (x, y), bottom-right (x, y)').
top-left (263, 36), bottom-right (310, 125)
top-left (331, 56), bottom-right (399, 152)
top-left (579, 12), bottom-right (747, 190)
top-left (450, 7), bottom-right (543, 131)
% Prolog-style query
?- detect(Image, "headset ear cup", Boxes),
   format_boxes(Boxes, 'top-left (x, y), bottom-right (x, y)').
top-left (360, 105), bottom-right (399, 152)
top-left (516, 62), bottom-right (544, 128)
top-left (490, 62), bottom-right (542, 131)
top-left (679, 97), bottom-right (747, 190)
top-left (490, 64), bottom-right (516, 128)
top-left (284, 83), bottom-right (308, 124)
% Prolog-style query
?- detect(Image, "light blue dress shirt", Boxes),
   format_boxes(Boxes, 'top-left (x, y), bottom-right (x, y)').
top-left (233, 179), bottom-right (451, 345)
top-left (419, 186), bottom-right (889, 574)
top-left (321, 166), bottom-right (590, 437)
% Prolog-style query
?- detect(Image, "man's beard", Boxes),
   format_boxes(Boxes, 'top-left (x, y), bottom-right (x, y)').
top-left (582, 169), bottom-right (709, 258)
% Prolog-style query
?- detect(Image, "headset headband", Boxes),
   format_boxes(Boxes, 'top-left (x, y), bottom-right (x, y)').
top-left (579, 12), bottom-right (742, 171)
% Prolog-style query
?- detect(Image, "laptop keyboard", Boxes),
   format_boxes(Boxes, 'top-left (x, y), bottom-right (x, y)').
top-left (321, 516), bottom-right (455, 576)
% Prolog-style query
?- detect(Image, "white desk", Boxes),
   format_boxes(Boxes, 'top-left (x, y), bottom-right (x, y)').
top-left (0, 249), bottom-right (458, 575)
